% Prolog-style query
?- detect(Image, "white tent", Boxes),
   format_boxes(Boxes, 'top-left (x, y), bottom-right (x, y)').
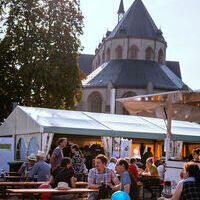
top-left (0, 106), bottom-right (200, 160)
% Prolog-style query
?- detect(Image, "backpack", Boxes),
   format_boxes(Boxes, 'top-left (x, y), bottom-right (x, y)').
top-left (128, 171), bottom-right (139, 200)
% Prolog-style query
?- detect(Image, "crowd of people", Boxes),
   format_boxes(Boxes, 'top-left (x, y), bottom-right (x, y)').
top-left (17, 139), bottom-right (200, 200)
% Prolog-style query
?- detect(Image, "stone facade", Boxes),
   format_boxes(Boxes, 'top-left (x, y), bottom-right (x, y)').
top-left (92, 38), bottom-right (167, 70)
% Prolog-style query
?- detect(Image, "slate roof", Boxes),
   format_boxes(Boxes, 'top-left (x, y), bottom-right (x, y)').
top-left (118, 0), bottom-right (125, 14)
top-left (83, 59), bottom-right (189, 90)
top-left (77, 54), bottom-right (94, 75)
top-left (165, 61), bottom-right (181, 79)
top-left (107, 0), bottom-right (165, 42)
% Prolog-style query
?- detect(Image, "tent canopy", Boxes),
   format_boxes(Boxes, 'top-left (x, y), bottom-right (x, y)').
top-left (0, 106), bottom-right (200, 142)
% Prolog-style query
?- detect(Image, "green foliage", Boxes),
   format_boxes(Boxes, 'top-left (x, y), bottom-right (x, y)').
top-left (0, 0), bottom-right (84, 124)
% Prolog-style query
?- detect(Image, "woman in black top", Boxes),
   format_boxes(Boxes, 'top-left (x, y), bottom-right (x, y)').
top-left (49, 157), bottom-right (77, 200)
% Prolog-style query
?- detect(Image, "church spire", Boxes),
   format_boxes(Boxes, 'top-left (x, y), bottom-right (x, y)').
top-left (117, 0), bottom-right (125, 22)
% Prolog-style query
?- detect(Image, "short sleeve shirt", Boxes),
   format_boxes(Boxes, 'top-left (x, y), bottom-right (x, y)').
top-left (29, 160), bottom-right (51, 182)
top-left (52, 147), bottom-right (63, 168)
top-left (121, 170), bottom-right (131, 191)
top-left (88, 167), bottom-right (117, 185)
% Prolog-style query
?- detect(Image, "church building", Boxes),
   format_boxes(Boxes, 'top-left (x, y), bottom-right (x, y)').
top-left (77, 0), bottom-right (189, 114)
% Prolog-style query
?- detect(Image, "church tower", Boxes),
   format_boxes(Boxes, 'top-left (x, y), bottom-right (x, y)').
top-left (117, 0), bottom-right (125, 22)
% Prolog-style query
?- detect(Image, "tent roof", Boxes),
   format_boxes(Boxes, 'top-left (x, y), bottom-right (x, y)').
top-left (0, 106), bottom-right (200, 142)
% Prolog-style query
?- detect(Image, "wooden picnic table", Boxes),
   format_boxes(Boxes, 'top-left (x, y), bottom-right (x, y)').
top-left (6, 188), bottom-right (99, 200)
top-left (0, 182), bottom-right (44, 198)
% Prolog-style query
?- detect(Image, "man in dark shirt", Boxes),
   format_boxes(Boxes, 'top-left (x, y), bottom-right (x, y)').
top-left (50, 138), bottom-right (67, 172)
top-left (141, 147), bottom-right (153, 169)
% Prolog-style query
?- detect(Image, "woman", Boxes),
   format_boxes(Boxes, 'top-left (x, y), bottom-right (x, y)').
top-left (71, 144), bottom-right (86, 181)
top-left (158, 161), bottom-right (200, 200)
top-left (142, 157), bottom-right (159, 177)
top-left (49, 157), bottom-right (77, 200)
top-left (192, 148), bottom-right (200, 162)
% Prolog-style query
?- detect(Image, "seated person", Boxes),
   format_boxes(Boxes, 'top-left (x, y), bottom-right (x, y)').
top-left (142, 157), bottom-right (159, 177)
top-left (107, 157), bottom-right (117, 172)
top-left (158, 161), bottom-right (200, 200)
top-left (128, 157), bottom-right (139, 183)
top-left (27, 151), bottom-right (51, 182)
top-left (192, 148), bottom-right (200, 162)
top-left (49, 157), bottom-right (77, 200)
top-left (18, 154), bottom-right (36, 178)
top-left (88, 154), bottom-right (119, 200)
top-left (114, 158), bottom-right (139, 200)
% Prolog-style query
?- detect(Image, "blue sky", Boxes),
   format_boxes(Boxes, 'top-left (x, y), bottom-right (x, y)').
top-left (80, 0), bottom-right (200, 90)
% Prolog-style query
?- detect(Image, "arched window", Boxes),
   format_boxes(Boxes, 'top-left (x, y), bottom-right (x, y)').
top-left (88, 92), bottom-right (102, 113)
top-left (158, 49), bottom-right (164, 64)
top-left (122, 91), bottom-right (137, 115)
top-left (106, 48), bottom-right (110, 61)
top-left (128, 45), bottom-right (138, 59)
top-left (28, 137), bottom-right (39, 156)
top-left (145, 47), bottom-right (154, 61)
top-left (16, 138), bottom-right (26, 160)
top-left (115, 45), bottom-right (123, 59)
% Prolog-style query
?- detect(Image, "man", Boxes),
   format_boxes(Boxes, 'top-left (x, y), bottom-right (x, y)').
top-left (50, 138), bottom-right (67, 171)
top-left (107, 157), bottom-right (117, 172)
top-left (88, 154), bottom-right (119, 200)
top-left (28, 151), bottom-right (51, 182)
top-left (115, 158), bottom-right (139, 200)
top-left (141, 147), bottom-right (153, 168)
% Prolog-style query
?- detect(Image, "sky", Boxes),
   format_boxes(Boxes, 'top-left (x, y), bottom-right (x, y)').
top-left (80, 0), bottom-right (200, 90)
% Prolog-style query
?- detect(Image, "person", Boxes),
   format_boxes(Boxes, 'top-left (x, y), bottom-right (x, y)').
top-left (107, 157), bottom-right (117, 172)
top-left (142, 157), bottom-right (159, 177)
top-left (157, 159), bottom-right (165, 180)
top-left (128, 158), bottom-right (139, 183)
top-left (114, 158), bottom-right (139, 200)
top-left (18, 154), bottom-right (36, 178)
top-left (50, 138), bottom-right (67, 172)
top-left (71, 144), bottom-right (86, 181)
top-left (49, 157), bottom-right (77, 200)
top-left (28, 151), bottom-right (51, 182)
top-left (88, 154), bottom-right (119, 200)
top-left (141, 147), bottom-right (153, 169)
top-left (158, 161), bottom-right (200, 200)
top-left (192, 148), bottom-right (200, 162)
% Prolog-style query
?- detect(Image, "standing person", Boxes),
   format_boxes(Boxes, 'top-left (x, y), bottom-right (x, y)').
top-left (50, 138), bottom-right (67, 172)
top-left (157, 159), bottom-right (165, 180)
top-left (192, 148), bottom-right (200, 162)
top-left (141, 147), bottom-right (153, 169)
top-left (128, 158), bottom-right (139, 183)
top-left (71, 144), bottom-right (85, 181)
top-left (88, 154), bottom-right (119, 200)
top-left (28, 151), bottom-right (51, 182)
top-left (114, 158), bottom-right (139, 200)
top-left (158, 161), bottom-right (200, 200)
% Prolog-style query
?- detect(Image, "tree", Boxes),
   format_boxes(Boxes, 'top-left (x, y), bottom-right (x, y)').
top-left (0, 0), bottom-right (85, 123)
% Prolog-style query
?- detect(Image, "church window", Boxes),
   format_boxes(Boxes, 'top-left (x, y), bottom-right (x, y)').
top-left (106, 48), bottom-right (110, 61)
top-left (145, 47), bottom-right (154, 61)
top-left (122, 91), bottom-right (137, 115)
top-left (128, 45), bottom-right (138, 59)
top-left (97, 55), bottom-right (101, 66)
top-left (115, 45), bottom-right (123, 59)
top-left (158, 49), bottom-right (164, 64)
top-left (88, 92), bottom-right (102, 113)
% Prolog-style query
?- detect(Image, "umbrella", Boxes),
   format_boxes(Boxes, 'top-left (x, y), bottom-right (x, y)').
top-left (117, 90), bottom-right (200, 160)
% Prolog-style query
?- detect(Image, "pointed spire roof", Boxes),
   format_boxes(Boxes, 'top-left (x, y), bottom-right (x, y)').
top-left (107, 0), bottom-right (165, 42)
top-left (118, 0), bottom-right (125, 14)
